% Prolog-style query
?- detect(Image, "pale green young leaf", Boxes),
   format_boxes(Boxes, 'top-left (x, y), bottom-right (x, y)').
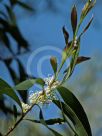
top-left (14, 78), bottom-right (45, 91)
top-left (14, 79), bottom-right (36, 90)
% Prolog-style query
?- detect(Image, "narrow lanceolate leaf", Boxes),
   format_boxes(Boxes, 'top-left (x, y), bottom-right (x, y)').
top-left (50, 56), bottom-right (57, 74)
top-left (64, 56), bottom-right (90, 74)
top-left (14, 79), bottom-right (36, 90)
top-left (55, 86), bottom-right (92, 136)
top-left (5, 5), bottom-right (16, 25)
top-left (25, 118), bottom-right (64, 125)
top-left (62, 26), bottom-right (69, 45)
top-left (14, 78), bottom-right (45, 90)
top-left (0, 78), bottom-right (22, 110)
top-left (76, 56), bottom-right (91, 64)
top-left (80, 0), bottom-right (96, 22)
top-left (79, 16), bottom-right (93, 37)
top-left (71, 5), bottom-right (77, 34)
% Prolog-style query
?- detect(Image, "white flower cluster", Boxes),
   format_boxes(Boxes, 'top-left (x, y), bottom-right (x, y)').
top-left (21, 101), bottom-right (31, 113)
top-left (29, 76), bottom-right (60, 105)
top-left (21, 76), bottom-right (60, 113)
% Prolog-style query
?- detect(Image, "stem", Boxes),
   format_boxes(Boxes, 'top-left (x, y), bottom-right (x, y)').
top-left (4, 115), bottom-right (24, 136)
top-left (4, 80), bottom-right (56, 136)
top-left (4, 102), bottom-right (38, 136)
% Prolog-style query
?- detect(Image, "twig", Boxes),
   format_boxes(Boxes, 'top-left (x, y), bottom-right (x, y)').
top-left (4, 103), bottom-right (35, 136)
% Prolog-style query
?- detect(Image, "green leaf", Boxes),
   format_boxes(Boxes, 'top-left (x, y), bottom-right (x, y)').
top-left (10, 0), bottom-right (18, 6)
top-left (6, 66), bottom-right (19, 84)
top-left (62, 26), bottom-right (69, 45)
top-left (25, 118), bottom-right (64, 125)
top-left (55, 86), bottom-right (92, 136)
top-left (0, 28), bottom-right (13, 53)
top-left (76, 56), bottom-right (91, 65)
top-left (64, 56), bottom-right (90, 74)
top-left (17, 59), bottom-right (27, 81)
top-left (50, 56), bottom-right (57, 74)
top-left (14, 78), bottom-right (45, 90)
top-left (14, 79), bottom-right (36, 90)
top-left (71, 5), bottom-right (77, 34)
top-left (9, 25), bottom-right (29, 50)
top-left (0, 77), bottom-right (22, 110)
top-left (5, 5), bottom-right (16, 25)
top-left (79, 15), bottom-right (94, 37)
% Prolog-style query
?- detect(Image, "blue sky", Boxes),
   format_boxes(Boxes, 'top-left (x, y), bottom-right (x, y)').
top-left (1, 0), bottom-right (102, 82)
top-left (16, 0), bottom-right (102, 79)
top-left (0, 0), bottom-right (102, 135)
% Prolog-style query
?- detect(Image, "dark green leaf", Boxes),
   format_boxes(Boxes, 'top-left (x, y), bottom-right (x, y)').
top-left (17, 59), bottom-right (27, 81)
top-left (0, 28), bottom-right (12, 52)
top-left (8, 25), bottom-right (29, 50)
top-left (76, 56), bottom-right (91, 65)
top-left (0, 17), bottom-right (9, 28)
top-left (50, 56), bottom-right (57, 74)
top-left (25, 118), bottom-right (64, 125)
top-left (64, 56), bottom-right (90, 74)
top-left (0, 77), bottom-right (22, 110)
top-left (71, 5), bottom-right (77, 34)
top-left (6, 66), bottom-right (19, 84)
top-left (5, 5), bottom-right (16, 24)
top-left (55, 86), bottom-right (92, 136)
top-left (62, 26), bottom-right (69, 45)
top-left (0, 17), bottom-right (29, 50)
top-left (10, 0), bottom-right (18, 6)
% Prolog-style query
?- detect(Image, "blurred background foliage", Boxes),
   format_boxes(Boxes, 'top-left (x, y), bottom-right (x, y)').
top-left (0, 0), bottom-right (102, 136)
